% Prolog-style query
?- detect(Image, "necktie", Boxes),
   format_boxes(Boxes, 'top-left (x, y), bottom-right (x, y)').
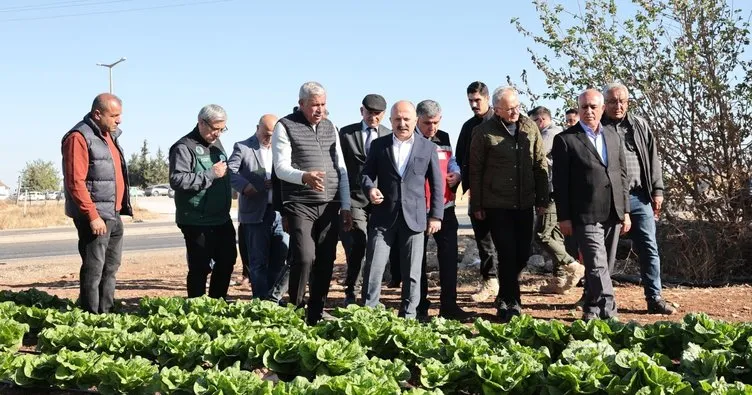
top-left (365, 128), bottom-right (376, 155)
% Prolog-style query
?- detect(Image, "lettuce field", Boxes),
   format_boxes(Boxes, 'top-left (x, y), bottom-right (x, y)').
top-left (0, 288), bottom-right (751, 394)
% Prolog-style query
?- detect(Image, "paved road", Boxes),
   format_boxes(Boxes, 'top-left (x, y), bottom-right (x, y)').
top-left (0, 211), bottom-right (472, 261)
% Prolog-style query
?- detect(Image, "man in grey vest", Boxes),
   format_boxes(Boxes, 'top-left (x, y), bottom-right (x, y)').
top-left (62, 93), bottom-right (132, 314)
top-left (272, 81), bottom-right (353, 325)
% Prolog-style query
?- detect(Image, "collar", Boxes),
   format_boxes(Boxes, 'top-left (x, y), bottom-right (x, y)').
top-left (393, 132), bottom-right (415, 145)
top-left (580, 121), bottom-right (603, 137)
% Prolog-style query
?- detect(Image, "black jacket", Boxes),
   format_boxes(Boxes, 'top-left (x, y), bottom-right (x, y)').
top-left (456, 109), bottom-right (494, 193)
top-left (339, 122), bottom-right (391, 209)
top-left (601, 113), bottom-right (664, 200)
top-left (552, 123), bottom-right (630, 225)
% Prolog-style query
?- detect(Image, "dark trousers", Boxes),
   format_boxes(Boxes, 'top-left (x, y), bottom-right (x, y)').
top-left (238, 223), bottom-right (249, 278)
top-left (486, 207), bottom-right (534, 310)
top-left (241, 208), bottom-right (289, 299)
top-left (285, 201), bottom-right (340, 324)
top-left (74, 215), bottom-right (124, 314)
top-left (178, 220), bottom-right (237, 299)
top-left (419, 206), bottom-right (459, 312)
top-left (470, 214), bottom-right (498, 279)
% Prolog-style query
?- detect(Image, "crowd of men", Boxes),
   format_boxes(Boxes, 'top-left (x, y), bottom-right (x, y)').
top-left (61, 80), bottom-right (676, 324)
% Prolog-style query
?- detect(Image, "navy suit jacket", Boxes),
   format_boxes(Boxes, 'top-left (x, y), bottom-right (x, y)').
top-left (361, 132), bottom-right (444, 233)
top-left (228, 135), bottom-right (271, 224)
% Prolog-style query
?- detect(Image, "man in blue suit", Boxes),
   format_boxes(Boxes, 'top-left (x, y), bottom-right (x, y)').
top-left (360, 100), bottom-right (444, 319)
top-left (228, 114), bottom-right (289, 299)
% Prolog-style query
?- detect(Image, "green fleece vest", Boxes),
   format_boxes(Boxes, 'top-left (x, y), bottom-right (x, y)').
top-left (173, 132), bottom-right (231, 226)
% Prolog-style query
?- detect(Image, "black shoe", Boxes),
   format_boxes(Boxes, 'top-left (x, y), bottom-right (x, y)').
top-left (582, 312), bottom-right (598, 321)
top-left (343, 293), bottom-right (356, 306)
top-left (416, 310), bottom-right (431, 323)
top-left (439, 306), bottom-right (472, 322)
top-left (647, 298), bottom-right (676, 315)
top-left (387, 279), bottom-right (401, 288)
top-left (496, 307), bottom-right (520, 324)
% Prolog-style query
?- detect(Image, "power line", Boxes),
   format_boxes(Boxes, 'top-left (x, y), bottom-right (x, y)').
top-left (0, 0), bottom-right (137, 14)
top-left (0, 0), bottom-right (233, 22)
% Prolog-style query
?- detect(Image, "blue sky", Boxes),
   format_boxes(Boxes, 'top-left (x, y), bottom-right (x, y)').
top-left (0, 0), bottom-right (614, 189)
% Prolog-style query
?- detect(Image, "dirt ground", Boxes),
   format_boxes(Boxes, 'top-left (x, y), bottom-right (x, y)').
top-left (1, 237), bottom-right (751, 326)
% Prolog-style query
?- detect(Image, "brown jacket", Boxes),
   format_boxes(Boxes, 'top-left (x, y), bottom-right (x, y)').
top-left (469, 115), bottom-right (549, 212)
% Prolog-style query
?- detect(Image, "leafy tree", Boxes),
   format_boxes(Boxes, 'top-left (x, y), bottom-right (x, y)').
top-left (512, 0), bottom-right (752, 222)
top-left (127, 140), bottom-right (169, 188)
top-left (21, 160), bottom-right (61, 192)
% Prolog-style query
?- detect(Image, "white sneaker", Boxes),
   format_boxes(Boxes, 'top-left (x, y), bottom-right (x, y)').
top-left (471, 278), bottom-right (499, 302)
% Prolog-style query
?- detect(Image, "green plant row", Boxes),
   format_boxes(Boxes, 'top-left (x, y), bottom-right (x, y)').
top-left (0, 349), bottom-right (441, 395)
top-left (0, 320), bottom-right (28, 353)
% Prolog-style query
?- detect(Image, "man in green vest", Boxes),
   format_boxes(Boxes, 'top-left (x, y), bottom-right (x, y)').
top-left (169, 104), bottom-right (236, 299)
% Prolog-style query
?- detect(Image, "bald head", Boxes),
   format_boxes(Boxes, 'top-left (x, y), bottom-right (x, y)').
top-left (390, 101), bottom-right (417, 141)
top-left (90, 93), bottom-right (122, 134)
top-left (256, 114), bottom-right (278, 147)
top-left (577, 89), bottom-right (605, 130)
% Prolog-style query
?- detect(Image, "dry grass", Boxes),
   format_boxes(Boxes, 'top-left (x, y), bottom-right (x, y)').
top-left (0, 200), bottom-right (159, 230)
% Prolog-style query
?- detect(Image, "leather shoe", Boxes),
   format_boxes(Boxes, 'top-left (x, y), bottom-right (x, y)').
top-left (647, 298), bottom-right (676, 315)
top-left (439, 306), bottom-right (472, 322)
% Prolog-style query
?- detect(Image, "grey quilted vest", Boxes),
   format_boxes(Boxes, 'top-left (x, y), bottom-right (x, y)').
top-left (278, 111), bottom-right (340, 204)
top-left (61, 115), bottom-right (132, 220)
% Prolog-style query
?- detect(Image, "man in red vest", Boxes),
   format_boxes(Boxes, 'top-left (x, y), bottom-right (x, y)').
top-left (415, 99), bottom-right (470, 321)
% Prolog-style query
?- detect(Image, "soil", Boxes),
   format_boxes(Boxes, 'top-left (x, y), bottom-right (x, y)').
top-left (1, 235), bottom-right (751, 325)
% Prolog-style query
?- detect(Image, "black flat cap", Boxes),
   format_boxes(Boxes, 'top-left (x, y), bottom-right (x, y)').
top-left (362, 94), bottom-right (386, 112)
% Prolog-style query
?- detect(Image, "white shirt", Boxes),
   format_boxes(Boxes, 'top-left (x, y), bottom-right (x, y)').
top-left (272, 120), bottom-right (351, 210)
top-left (581, 121), bottom-right (608, 166)
top-left (361, 121), bottom-right (378, 154)
top-left (260, 145), bottom-right (273, 204)
top-left (392, 133), bottom-right (415, 177)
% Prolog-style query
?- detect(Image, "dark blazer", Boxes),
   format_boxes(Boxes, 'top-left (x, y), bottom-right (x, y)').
top-left (339, 122), bottom-right (392, 209)
top-left (361, 132), bottom-right (444, 233)
top-left (552, 122), bottom-right (630, 225)
top-left (227, 135), bottom-right (271, 224)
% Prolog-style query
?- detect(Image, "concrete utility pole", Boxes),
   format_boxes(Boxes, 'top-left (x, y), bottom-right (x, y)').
top-left (96, 57), bottom-right (127, 93)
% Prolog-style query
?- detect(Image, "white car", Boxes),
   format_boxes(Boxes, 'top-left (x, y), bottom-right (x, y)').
top-left (28, 191), bottom-right (45, 201)
top-left (45, 191), bottom-right (60, 200)
top-left (145, 184), bottom-right (171, 197)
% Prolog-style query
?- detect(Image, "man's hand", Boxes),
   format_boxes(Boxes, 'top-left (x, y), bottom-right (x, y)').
top-left (446, 172), bottom-right (460, 188)
top-left (242, 184), bottom-right (258, 197)
top-left (212, 161), bottom-right (228, 178)
top-left (341, 210), bottom-right (353, 232)
top-left (302, 171), bottom-right (325, 192)
top-left (536, 206), bottom-right (547, 216)
top-left (427, 217), bottom-right (441, 235)
top-left (90, 217), bottom-right (107, 236)
top-left (559, 220), bottom-right (573, 236)
top-left (651, 195), bottom-right (663, 220)
top-left (281, 216), bottom-right (289, 233)
top-left (621, 214), bottom-right (632, 235)
top-left (474, 210), bottom-right (485, 220)
top-left (369, 188), bottom-right (384, 205)
top-left (264, 179), bottom-right (273, 190)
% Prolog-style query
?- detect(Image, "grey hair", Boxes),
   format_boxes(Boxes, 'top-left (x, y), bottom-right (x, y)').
top-left (602, 82), bottom-right (629, 98)
top-left (299, 81), bottom-right (326, 101)
top-left (198, 104), bottom-right (227, 122)
top-left (491, 86), bottom-right (518, 107)
top-left (578, 89), bottom-right (605, 105)
top-left (416, 100), bottom-right (442, 118)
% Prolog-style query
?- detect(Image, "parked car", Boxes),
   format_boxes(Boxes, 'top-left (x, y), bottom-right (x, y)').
top-left (145, 184), bottom-right (170, 197)
top-left (129, 186), bottom-right (145, 197)
top-left (28, 191), bottom-right (45, 201)
top-left (45, 191), bottom-right (60, 200)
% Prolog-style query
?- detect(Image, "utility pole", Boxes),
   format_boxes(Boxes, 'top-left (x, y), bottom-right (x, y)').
top-left (96, 57), bottom-right (127, 93)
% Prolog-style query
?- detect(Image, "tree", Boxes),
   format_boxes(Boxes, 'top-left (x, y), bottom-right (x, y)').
top-left (127, 140), bottom-right (169, 188)
top-left (21, 160), bottom-right (61, 192)
top-left (512, 0), bottom-right (752, 223)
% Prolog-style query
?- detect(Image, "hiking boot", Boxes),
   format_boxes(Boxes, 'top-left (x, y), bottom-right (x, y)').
top-left (471, 278), bottom-right (499, 302)
top-left (561, 262), bottom-right (585, 289)
top-left (647, 298), bottom-right (677, 315)
top-left (539, 277), bottom-right (568, 294)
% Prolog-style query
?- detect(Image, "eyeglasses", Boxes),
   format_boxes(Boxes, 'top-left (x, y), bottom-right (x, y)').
top-left (494, 105), bottom-right (521, 114)
top-left (202, 119), bottom-right (228, 133)
top-left (606, 99), bottom-right (629, 105)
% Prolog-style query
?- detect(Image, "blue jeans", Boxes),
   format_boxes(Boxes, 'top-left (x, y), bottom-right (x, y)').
top-left (629, 192), bottom-right (662, 301)
top-left (241, 208), bottom-right (289, 299)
